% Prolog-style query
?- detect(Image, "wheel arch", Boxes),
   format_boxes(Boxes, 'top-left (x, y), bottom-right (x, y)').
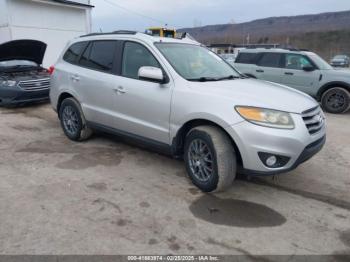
top-left (172, 119), bottom-right (243, 167)
top-left (57, 92), bottom-right (77, 117)
top-left (317, 81), bottom-right (350, 101)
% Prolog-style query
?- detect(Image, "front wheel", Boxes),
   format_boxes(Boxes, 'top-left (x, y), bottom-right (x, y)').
top-left (321, 87), bottom-right (350, 114)
top-left (184, 126), bottom-right (236, 193)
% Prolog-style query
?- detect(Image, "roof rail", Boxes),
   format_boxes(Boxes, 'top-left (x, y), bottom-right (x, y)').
top-left (112, 30), bottom-right (137, 35)
top-left (80, 30), bottom-right (137, 38)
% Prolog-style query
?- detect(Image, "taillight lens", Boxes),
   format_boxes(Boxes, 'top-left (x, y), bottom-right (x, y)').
top-left (48, 66), bottom-right (55, 75)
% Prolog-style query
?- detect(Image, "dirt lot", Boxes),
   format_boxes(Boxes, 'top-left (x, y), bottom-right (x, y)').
top-left (0, 103), bottom-right (349, 256)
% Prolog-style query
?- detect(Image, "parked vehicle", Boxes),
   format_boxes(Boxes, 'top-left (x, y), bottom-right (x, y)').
top-left (146, 27), bottom-right (176, 38)
top-left (0, 40), bottom-right (50, 106)
top-left (330, 55), bottom-right (350, 68)
top-left (50, 31), bottom-right (326, 192)
top-left (219, 53), bottom-right (236, 66)
top-left (234, 48), bottom-right (350, 114)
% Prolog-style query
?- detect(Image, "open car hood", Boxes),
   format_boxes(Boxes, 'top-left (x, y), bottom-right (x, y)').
top-left (0, 40), bottom-right (47, 65)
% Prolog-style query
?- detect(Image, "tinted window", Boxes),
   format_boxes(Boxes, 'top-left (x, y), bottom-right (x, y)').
top-left (257, 53), bottom-right (282, 68)
top-left (235, 52), bottom-right (257, 64)
top-left (63, 42), bottom-right (88, 64)
top-left (284, 54), bottom-right (313, 70)
top-left (79, 43), bottom-right (92, 68)
top-left (122, 42), bottom-right (160, 79)
top-left (78, 41), bottom-right (117, 72)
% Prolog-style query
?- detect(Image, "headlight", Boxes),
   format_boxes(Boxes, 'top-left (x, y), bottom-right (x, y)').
top-left (1, 80), bottom-right (17, 87)
top-left (235, 106), bottom-right (295, 129)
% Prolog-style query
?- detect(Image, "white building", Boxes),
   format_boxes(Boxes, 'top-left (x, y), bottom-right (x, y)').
top-left (0, 0), bottom-right (93, 67)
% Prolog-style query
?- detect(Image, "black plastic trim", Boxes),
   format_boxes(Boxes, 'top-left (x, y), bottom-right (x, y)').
top-left (240, 135), bottom-right (326, 176)
top-left (52, 0), bottom-right (94, 7)
top-left (86, 121), bottom-right (172, 155)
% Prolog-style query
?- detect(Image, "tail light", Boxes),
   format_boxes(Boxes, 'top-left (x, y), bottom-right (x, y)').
top-left (48, 66), bottom-right (55, 75)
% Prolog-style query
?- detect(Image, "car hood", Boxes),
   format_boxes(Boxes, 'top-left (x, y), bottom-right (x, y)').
top-left (189, 79), bottom-right (318, 114)
top-left (331, 59), bottom-right (346, 62)
top-left (322, 68), bottom-right (350, 77)
top-left (0, 40), bottom-right (47, 64)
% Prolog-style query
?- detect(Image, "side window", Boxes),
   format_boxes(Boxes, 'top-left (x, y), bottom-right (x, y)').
top-left (78, 41), bottom-right (117, 72)
top-left (63, 42), bottom-right (88, 64)
top-left (284, 54), bottom-right (313, 70)
top-left (79, 43), bottom-right (92, 68)
top-left (257, 53), bottom-right (282, 68)
top-left (122, 42), bottom-right (160, 79)
top-left (235, 52), bottom-right (257, 64)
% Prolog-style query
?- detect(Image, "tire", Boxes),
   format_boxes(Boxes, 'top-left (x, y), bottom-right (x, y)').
top-left (59, 98), bottom-right (93, 141)
top-left (321, 87), bottom-right (350, 114)
top-left (184, 126), bottom-right (236, 193)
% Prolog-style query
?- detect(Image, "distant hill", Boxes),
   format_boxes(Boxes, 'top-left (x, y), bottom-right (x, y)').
top-left (181, 11), bottom-right (350, 42)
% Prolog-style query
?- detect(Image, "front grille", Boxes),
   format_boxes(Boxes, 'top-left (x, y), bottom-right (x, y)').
top-left (302, 106), bottom-right (325, 135)
top-left (18, 78), bottom-right (50, 91)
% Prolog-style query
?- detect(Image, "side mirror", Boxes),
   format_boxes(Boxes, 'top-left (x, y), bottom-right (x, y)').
top-left (302, 65), bottom-right (315, 72)
top-left (138, 66), bottom-right (165, 83)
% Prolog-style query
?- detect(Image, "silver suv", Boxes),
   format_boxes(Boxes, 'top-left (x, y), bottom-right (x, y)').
top-left (234, 48), bottom-right (350, 114)
top-left (50, 31), bottom-right (326, 192)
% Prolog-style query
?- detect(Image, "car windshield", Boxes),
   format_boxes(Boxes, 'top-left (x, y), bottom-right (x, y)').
top-left (308, 54), bottom-right (333, 70)
top-left (0, 60), bottom-right (38, 68)
top-left (155, 43), bottom-right (241, 81)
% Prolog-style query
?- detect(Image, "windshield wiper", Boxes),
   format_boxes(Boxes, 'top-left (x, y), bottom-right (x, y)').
top-left (188, 77), bottom-right (221, 82)
top-left (188, 75), bottom-right (241, 82)
top-left (216, 75), bottom-right (240, 81)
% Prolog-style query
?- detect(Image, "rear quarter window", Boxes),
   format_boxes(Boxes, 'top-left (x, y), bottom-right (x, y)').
top-left (63, 42), bottom-right (88, 64)
top-left (235, 52), bottom-right (258, 64)
top-left (78, 41), bottom-right (117, 72)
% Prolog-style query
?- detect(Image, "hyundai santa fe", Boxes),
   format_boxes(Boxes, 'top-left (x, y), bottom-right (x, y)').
top-left (50, 31), bottom-right (326, 192)
top-left (234, 48), bottom-right (350, 114)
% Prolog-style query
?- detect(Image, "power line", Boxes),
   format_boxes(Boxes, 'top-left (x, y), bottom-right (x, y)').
top-left (102, 0), bottom-right (169, 26)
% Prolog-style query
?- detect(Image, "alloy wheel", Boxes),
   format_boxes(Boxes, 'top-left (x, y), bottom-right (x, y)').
top-left (187, 139), bottom-right (214, 182)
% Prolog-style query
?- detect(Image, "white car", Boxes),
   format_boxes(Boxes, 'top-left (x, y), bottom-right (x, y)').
top-left (234, 48), bottom-right (350, 114)
top-left (50, 31), bottom-right (326, 192)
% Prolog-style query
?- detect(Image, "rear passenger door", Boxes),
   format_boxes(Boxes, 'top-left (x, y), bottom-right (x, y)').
top-left (74, 40), bottom-right (121, 128)
top-left (234, 52), bottom-right (258, 76)
top-left (255, 52), bottom-right (284, 83)
top-left (111, 41), bottom-right (173, 144)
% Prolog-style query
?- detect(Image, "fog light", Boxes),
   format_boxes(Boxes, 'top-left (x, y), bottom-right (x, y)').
top-left (266, 156), bottom-right (277, 167)
top-left (258, 152), bottom-right (291, 168)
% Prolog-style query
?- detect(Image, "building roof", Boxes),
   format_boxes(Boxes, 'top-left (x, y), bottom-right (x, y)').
top-left (51, 0), bottom-right (94, 8)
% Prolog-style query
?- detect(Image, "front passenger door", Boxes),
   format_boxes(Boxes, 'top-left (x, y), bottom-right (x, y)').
top-left (280, 53), bottom-right (320, 95)
top-left (112, 41), bottom-right (173, 144)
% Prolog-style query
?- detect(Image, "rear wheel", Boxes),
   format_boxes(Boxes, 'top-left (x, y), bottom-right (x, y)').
top-left (321, 87), bottom-right (350, 114)
top-left (59, 98), bottom-right (93, 141)
top-left (184, 126), bottom-right (236, 193)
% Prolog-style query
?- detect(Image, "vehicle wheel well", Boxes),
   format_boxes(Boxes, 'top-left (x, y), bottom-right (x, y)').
top-left (57, 92), bottom-right (74, 116)
top-left (318, 82), bottom-right (350, 101)
top-left (173, 119), bottom-right (243, 166)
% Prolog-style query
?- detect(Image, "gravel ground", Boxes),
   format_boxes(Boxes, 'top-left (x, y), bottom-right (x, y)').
top-left (0, 103), bottom-right (349, 256)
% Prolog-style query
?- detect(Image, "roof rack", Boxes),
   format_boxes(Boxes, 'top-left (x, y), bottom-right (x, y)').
top-left (242, 47), bottom-right (310, 52)
top-left (80, 30), bottom-right (137, 38)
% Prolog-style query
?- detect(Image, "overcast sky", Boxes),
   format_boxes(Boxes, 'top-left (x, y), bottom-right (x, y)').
top-left (91, 0), bottom-right (350, 32)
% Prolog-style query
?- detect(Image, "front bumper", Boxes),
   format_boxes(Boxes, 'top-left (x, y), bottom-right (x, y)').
top-left (225, 113), bottom-right (326, 176)
top-left (0, 87), bottom-right (49, 106)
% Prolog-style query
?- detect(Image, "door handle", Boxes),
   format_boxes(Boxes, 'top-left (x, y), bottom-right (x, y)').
top-left (285, 72), bottom-right (294, 76)
top-left (256, 69), bottom-right (264, 73)
top-left (113, 86), bottom-right (126, 94)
